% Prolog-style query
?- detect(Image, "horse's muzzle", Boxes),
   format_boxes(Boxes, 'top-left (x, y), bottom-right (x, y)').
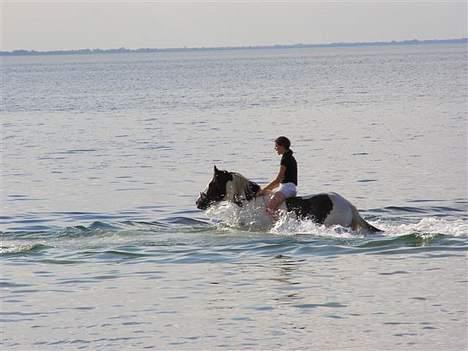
top-left (196, 192), bottom-right (210, 210)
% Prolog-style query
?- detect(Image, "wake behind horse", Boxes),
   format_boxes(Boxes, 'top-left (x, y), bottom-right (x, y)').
top-left (196, 166), bottom-right (381, 233)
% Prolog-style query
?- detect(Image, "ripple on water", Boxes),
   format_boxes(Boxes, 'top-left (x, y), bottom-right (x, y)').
top-left (0, 208), bottom-right (466, 264)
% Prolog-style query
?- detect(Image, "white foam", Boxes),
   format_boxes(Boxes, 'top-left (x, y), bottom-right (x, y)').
top-left (0, 243), bottom-right (42, 254)
top-left (206, 201), bottom-right (274, 231)
top-left (270, 211), bottom-right (360, 238)
top-left (205, 201), bottom-right (468, 238)
top-left (273, 216), bottom-right (468, 238)
top-left (373, 217), bottom-right (468, 238)
top-left (205, 202), bottom-right (359, 238)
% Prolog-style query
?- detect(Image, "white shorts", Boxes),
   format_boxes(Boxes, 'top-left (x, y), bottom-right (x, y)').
top-left (277, 182), bottom-right (297, 199)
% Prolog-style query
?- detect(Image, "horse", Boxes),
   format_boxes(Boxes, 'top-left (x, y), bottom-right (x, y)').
top-left (196, 166), bottom-right (382, 233)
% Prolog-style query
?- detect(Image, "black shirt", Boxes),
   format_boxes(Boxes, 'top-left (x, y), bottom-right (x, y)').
top-left (280, 149), bottom-right (297, 185)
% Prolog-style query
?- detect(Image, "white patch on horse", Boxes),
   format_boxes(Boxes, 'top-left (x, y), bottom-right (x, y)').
top-left (224, 180), bottom-right (235, 201)
top-left (224, 173), bottom-right (251, 202)
top-left (324, 192), bottom-right (353, 227)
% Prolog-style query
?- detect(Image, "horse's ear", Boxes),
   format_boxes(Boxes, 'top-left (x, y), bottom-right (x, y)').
top-left (214, 165), bottom-right (219, 173)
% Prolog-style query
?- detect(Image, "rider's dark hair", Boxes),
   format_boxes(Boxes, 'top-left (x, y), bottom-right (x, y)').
top-left (275, 136), bottom-right (291, 149)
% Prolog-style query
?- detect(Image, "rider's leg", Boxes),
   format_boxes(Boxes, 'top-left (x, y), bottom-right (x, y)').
top-left (267, 191), bottom-right (286, 218)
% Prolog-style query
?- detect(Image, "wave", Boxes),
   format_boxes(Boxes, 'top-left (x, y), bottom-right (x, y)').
top-left (372, 217), bottom-right (468, 237)
top-left (1, 217), bottom-right (212, 239)
top-left (206, 201), bottom-right (468, 238)
top-left (0, 206), bottom-right (466, 263)
top-left (271, 215), bottom-right (468, 238)
top-left (0, 243), bottom-right (51, 255)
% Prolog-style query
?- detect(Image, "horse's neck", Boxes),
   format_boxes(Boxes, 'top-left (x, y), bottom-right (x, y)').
top-left (225, 174), bottom-right (252, 202)
top-left (226, 174), bottom-right (285, 210)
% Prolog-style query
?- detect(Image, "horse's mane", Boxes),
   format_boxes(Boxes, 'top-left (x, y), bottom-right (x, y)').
top-left (225, 172), bottom-right (259, 203)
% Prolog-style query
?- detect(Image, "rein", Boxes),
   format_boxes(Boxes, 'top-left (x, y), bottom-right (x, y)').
top-left (261, 194), bottom-right (268, 209)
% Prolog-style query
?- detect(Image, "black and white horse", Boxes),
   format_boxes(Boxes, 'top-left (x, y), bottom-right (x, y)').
top-left (196, 166), bottom-right (381, 233)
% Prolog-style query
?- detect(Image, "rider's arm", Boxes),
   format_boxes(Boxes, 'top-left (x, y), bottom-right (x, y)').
top-left (258, 166), bottom-right (286, 194)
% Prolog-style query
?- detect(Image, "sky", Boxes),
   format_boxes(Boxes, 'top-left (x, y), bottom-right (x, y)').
top-left (2, 1), bottom-right (467, 51)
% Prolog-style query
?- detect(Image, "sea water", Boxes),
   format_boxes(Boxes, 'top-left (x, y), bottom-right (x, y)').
top-left (1, 44), bottom-right (467, 350)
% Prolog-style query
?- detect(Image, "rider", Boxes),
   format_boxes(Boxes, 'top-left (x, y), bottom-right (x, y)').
top-left (257, 136), bottom-right (297, 216)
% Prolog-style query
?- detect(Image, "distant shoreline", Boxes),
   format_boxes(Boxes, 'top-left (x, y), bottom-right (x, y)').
top-left (1, 38), bottom-right (467, 57)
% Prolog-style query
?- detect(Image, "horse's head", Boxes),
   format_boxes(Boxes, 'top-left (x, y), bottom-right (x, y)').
top-left (196, 166), bottom-right (261, 210)
top-left (196, 166), bottom-right (234, 210)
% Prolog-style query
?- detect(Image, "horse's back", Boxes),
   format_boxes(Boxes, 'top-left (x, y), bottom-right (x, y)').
top-left (286, 193), bottom-right (333, 224)
top-left (286, 192), bottom-right (353, 226)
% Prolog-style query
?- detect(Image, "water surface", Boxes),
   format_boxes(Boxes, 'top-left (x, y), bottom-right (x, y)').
top-left (1, 44), bottom-right (467, 350)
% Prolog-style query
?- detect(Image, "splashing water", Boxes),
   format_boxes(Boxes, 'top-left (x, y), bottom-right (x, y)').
top-left (206, 200), bottom-right (275, 231)
top-left (376, 217), bottom-right (468, 238)
top-left (205, 201), bottom-right (468, 239)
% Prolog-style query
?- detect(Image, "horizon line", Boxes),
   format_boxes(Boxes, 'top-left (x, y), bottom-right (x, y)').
top-left (2, 37), bottom-right (467, 56)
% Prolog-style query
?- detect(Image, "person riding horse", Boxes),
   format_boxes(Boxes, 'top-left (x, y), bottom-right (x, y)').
top-left (257, 136), bottom-right (297, 218)
top-left (196, 166), bottom-right (381, 233)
